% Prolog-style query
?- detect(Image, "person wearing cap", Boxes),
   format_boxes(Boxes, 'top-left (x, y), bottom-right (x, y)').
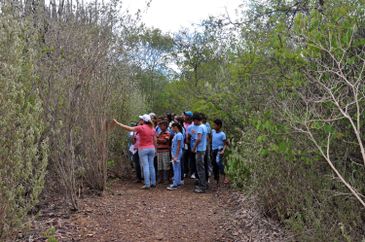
top-left (113, 114), bottom-right (157, 189)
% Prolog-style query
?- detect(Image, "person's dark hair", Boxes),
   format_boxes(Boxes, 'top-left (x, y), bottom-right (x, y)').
top-left (214, 119), bottom-right (223, 127)
top-left (172, 122), bottom-right (183, 132)
top-left (176, 116), bottom-right (184, 126)
top-left (159, 120), bottom-right (168, 127)
top-left (192, 113), bottom-right (203, 121)
top-left (201, 113), bottom-right (208, 122)
top-left (166, 112), bottom-right (174, 123)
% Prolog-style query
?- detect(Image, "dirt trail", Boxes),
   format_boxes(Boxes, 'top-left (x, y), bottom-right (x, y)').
top-left (26, 179), bottom-right (286, 242)
top-left (74, 180), bottom-right (223, 242)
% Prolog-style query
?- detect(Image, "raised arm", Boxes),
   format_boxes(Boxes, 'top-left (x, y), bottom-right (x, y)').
top-left (113, 119), bottom-right (136, 132)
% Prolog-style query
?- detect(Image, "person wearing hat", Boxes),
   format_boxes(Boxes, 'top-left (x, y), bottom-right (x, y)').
top-left (113, 114), bottom-right (157, 189)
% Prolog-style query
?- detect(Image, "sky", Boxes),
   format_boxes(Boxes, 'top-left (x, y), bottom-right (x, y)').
top-left (122, 0), bottom-right (243, 32)
top-left (45, 0), bottom-right (244, 32)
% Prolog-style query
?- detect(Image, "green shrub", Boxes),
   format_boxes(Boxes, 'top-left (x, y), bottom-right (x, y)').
top-left (0, 8), bottom-right (48, 240)
top-left (227, 118), bottom-right (365, 241)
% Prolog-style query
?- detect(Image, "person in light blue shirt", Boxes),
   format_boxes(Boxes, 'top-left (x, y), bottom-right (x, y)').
top-left (198, 123), bottom-right (208, 152)
top-left (202, 114), bottom-right (212, 182)
top-left (212, 119), bottom-right (228, 184)
top-left (167, 122), bottom-right (184, 190)
top-left (212, 129), bottom-right (226, 150)
top-left (188, 124), bottom-right (200, 150)
top-left (189, 113), bottom-right (207, 193)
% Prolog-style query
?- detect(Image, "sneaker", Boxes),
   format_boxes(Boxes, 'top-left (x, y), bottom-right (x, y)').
top-left (151, 185), bottom-right (156, 188)
top-left (193, 187), bottom-right (205, 193)
top-left (191, 173), bottom-right (196, 179)
top-left (167, 185), bottom-right (178, 191)
top-left (141, 185), bottom-right (150, 190)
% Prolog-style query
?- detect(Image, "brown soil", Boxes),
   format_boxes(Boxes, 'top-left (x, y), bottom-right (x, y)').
top-left (22, 179), bottom-right (287, 242)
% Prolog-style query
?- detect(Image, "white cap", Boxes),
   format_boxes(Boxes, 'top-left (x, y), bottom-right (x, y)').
top-left (149, 112), bottom-right (156, 118)
top-left (139, 114), bottom-right (152, 123)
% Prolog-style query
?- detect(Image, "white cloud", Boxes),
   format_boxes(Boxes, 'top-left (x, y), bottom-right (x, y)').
top-left (122, 0), bottom-right (243, 32)
top-left (45, 0), bottom-right (244, 33)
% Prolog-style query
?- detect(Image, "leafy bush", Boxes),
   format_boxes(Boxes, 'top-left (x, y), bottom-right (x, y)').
top-left (0, 8), bottom-right (48, 239)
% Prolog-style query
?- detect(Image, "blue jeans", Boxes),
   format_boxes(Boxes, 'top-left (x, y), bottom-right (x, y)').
top-left (139, 148), bottom-right (156, 187)
top-left (172, 155), bottom-right (182, 187)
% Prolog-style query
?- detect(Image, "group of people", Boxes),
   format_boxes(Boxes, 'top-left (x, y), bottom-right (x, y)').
top-left (112, 111), bottom-right (228, 193)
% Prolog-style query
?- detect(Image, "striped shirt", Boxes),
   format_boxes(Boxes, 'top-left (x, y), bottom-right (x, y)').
top-left (156, 130), bottom-right (171, 153)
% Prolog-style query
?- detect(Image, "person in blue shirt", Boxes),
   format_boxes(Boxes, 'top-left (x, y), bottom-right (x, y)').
top-left (212, 119), bottom-right (229, 184)
top-left (174, 116), bottom-right (187, 184)
top-left (202, 114), bottom-right (212, 182)
top-left (189, 113), bottom-right (208, 193)
top-left (167, 122), bottom-right (184, 190)
top-left (183, 111), bottom-right (194, 178)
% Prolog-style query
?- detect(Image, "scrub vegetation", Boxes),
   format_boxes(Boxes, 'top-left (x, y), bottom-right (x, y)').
top-left (1, 0), bottom-right (364, 241)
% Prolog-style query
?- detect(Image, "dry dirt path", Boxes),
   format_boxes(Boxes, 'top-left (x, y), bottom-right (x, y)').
top-left (73, 179), bottom-right (223, 242)
top-left (27, 179), bottom-right (287, 242)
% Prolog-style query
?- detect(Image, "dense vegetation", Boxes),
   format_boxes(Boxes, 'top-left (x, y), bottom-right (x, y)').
top-left (1, 0), bottom-right (364, 241)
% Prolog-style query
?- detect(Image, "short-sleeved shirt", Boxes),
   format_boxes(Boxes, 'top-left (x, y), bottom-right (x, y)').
top-left (171, 126), bottom-right (186, 140)
top-left (205, 123), bottom-right (211, 134)
top-left (173, 127), bottom-right (187, 149)
top-left (189, 124), bottom-right (207, 152)
top-left (212, 129), bottom-right (226, 150)
top-left (203, 123), bottom-right (211, 142)
top-left (135, 124), bottom-right (156, 149)
top-left (171, 132), bottom-right (183, 158)
top-left (199, 124), bottom-right (208, 152)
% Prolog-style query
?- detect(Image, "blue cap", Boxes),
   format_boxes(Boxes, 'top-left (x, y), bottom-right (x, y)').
top-left (184, 111), bottom-right (193, 117)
